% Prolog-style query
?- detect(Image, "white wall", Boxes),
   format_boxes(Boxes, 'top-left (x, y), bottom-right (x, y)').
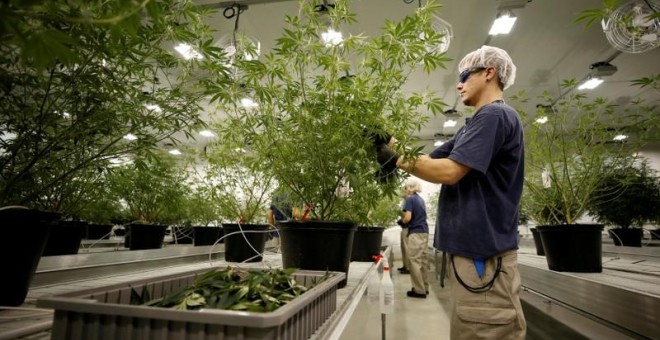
top-left (639, 142), bottom-right (660, 174)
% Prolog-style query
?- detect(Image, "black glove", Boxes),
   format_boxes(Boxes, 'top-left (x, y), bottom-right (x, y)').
top-left (376, 144), bottom-right (399, 183)
top-left (363, 126), bottom-right (392, 147)
top-left (396, 219), bottom-right (404, 226)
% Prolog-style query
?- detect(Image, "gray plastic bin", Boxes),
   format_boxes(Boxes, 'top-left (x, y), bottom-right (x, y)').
top-left (37, 268), bottom-right (345, 340)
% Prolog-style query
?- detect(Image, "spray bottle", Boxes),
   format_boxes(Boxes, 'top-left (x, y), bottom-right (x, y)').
top-left (367, 254), bottom-right (383, 305)
top-left (379, 257), bottom-right (394, 314)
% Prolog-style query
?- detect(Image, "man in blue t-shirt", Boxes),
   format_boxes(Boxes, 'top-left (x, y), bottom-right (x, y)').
top-left (376, 46), bottom-right (526, 339)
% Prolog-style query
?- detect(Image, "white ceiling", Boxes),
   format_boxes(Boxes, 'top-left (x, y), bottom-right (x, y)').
top-left (186, 0), bottom-right (660, 153)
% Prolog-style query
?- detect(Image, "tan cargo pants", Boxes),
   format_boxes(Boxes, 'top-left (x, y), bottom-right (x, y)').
top-left (449, 249), bottom-right (526, 340)
top-left (400, 228), bottom-right (411, 269)
top-left (407, 232), bottom-right (429, 294)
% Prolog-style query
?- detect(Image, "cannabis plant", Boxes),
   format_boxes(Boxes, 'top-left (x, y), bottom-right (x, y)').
top-left (0, 0), bottom-right (232, 207)
top-left (513, 79), bottom-right (658, 225)
top-left (212, 0), bottom-right (448, 222)
top-left (108, 152), bottom-right (189, 225)
top-left (588, 159), bottom-right (660, 229)
top-left (202, 129), bottom-right (276, 224)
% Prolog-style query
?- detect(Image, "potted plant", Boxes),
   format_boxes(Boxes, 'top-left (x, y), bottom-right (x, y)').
top-left (32, 169), bottom-right (104, 256)
top-left (181, 185), bottom-right (223, 247)
top-left (108, 152), bottom-right (189, 250)
top-left (214, 0), bottom-right (448, 286)
top-left (351, 188), bottom-right (401, 262)
top-left (588, 160), bottom-right (660, 247)
top-left (0, 0), bottom-right (231, 305)
top-left (513, 79), bottom-right (657, 272)
top-left (202, 137), bottom-right (277, 262)
top-left (77, 174), bottom-right (125, 241)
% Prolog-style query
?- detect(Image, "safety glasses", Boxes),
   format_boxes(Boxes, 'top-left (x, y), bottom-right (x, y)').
top-left (458, 66), bottom-right (487, 83)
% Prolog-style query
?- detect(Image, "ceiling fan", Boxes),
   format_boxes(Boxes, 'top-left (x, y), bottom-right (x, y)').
top-left (601, 0), bottom-right (660, 53)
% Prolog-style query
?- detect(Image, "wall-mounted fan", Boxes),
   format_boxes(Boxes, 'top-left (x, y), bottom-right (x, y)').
top-left (430, 14), bottom-right (453, 53)
top-left (601, 0), bottom-right (660, 53)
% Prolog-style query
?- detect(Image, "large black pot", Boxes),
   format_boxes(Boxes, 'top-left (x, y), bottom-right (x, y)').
top-left (608, 228), bottom-right (643, 247)
top-left (536, 224), bottom-right (603, 273)
top-left (42, 220), bottom-right (86, 256)
top-left (1, 207), bottom-right (60, 306)
top-left (193, 226), bottom-right (223, 246)
top-left (124, 223), bottom-right (167, 250)
top-left (85, 223), bottom-right (114, 240)
top-left (278, 220), bottom-right (357, 288)
top-left (170, 226), bottom-right (194, 244)
top-left (351, 226), bottom-right (384, 262)
top-left (530, 227), bottom-right (545, 256)
top-left (222, 224), bottom-right (269, 262)
top-left (651, 229), bottom-right (660, 240)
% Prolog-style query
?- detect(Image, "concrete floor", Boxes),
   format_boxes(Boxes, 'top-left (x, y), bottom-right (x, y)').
top-left (340, 262), bottom-right (452, 340)
top-left (341, 230), bottom-right (452, 340)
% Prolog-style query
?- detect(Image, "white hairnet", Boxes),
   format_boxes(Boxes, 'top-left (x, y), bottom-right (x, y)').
top-left (458, 45), bottom-right (517, 90)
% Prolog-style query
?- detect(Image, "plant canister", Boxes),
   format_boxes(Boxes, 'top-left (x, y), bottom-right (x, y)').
top-left (608, 228), bottom-right (643, 247)
top-left (1, 207), bottom-right (59, 306)
top-left (193, 226), bottom-right (223, 246)
top-left (536, 224), bottom-right (604, 273)
top-left (124, 223), bottom-right (167, 250)
top-left (651, 229), bottom-right (660, 240)
top-left (530, 227), bottom-right (545, 256)
top-left (42, 220), bottom-right (86, 256)
top-left (222, 224), bottom-right (269, 262)
top-left (351, 226), bottom-right (384, 262)
top-left (85, 223), bottom-right (114, 240)
top-left (279, 220), bottom-right (357, 288)
top-left (170, 226), bottom-right (194, 244)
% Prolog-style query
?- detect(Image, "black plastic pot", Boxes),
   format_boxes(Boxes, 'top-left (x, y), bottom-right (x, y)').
top-left (530, 227), bottom-right (545, 256)
top-left (222, 224), bottom-right (269, 262)
top-left (42, 220), bottom-right (86, 256)
top-left (170, 226), bottom-right (194, 244)
top-left (1, 207), bottom-right (60, 306)
top-left (279, 220), bottom-right (357, 288)
top-left (124, 223), bottom-right (167, 250)
top-left (85, 223), bottom-right (114, 240)
top-left (351, 226), bottom-right (384, 262)
top-left (536, 224), bottom-right (603, 273)
top-left (608, 228), bottom-right (643, 247)
top-left (193, 227), bottom-right (223, 246)
top-left (651, 229), bottom-right (660, 240)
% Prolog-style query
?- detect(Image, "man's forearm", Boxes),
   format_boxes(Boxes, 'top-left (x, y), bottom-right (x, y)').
top-left (397, 155), bottom-right (469, 185)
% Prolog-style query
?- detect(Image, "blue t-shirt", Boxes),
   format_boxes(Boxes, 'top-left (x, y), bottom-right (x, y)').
top-left (403, 193), bottom-right (429, 234)
top-left (429, 102), bottom-right (524, 259)
top-left (271, 194), bottom-right (293, 221)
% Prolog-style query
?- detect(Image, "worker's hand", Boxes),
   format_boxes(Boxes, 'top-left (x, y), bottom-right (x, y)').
top-left (371, 132), bottom-right (392, 147)
top-left (363, 126), bottom-right (392, 147)
top-left (375, 144), bottom-right (400, 183)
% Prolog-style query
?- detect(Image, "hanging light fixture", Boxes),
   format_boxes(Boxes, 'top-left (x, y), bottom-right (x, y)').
top-left (315, 1), bottom-right (344, 47)
top-left (577, 77), bottom-right (604, 90)
top-left (488, 0), bottom-right (532, 36)
top-left (489, 11), bottom-right (517, 35)
top-left (174, 43), bottom-right (203, 60)
top-left (216, 4), bottom-right (261, 67)
top-left (577, 61), bottom-right (617, 90)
